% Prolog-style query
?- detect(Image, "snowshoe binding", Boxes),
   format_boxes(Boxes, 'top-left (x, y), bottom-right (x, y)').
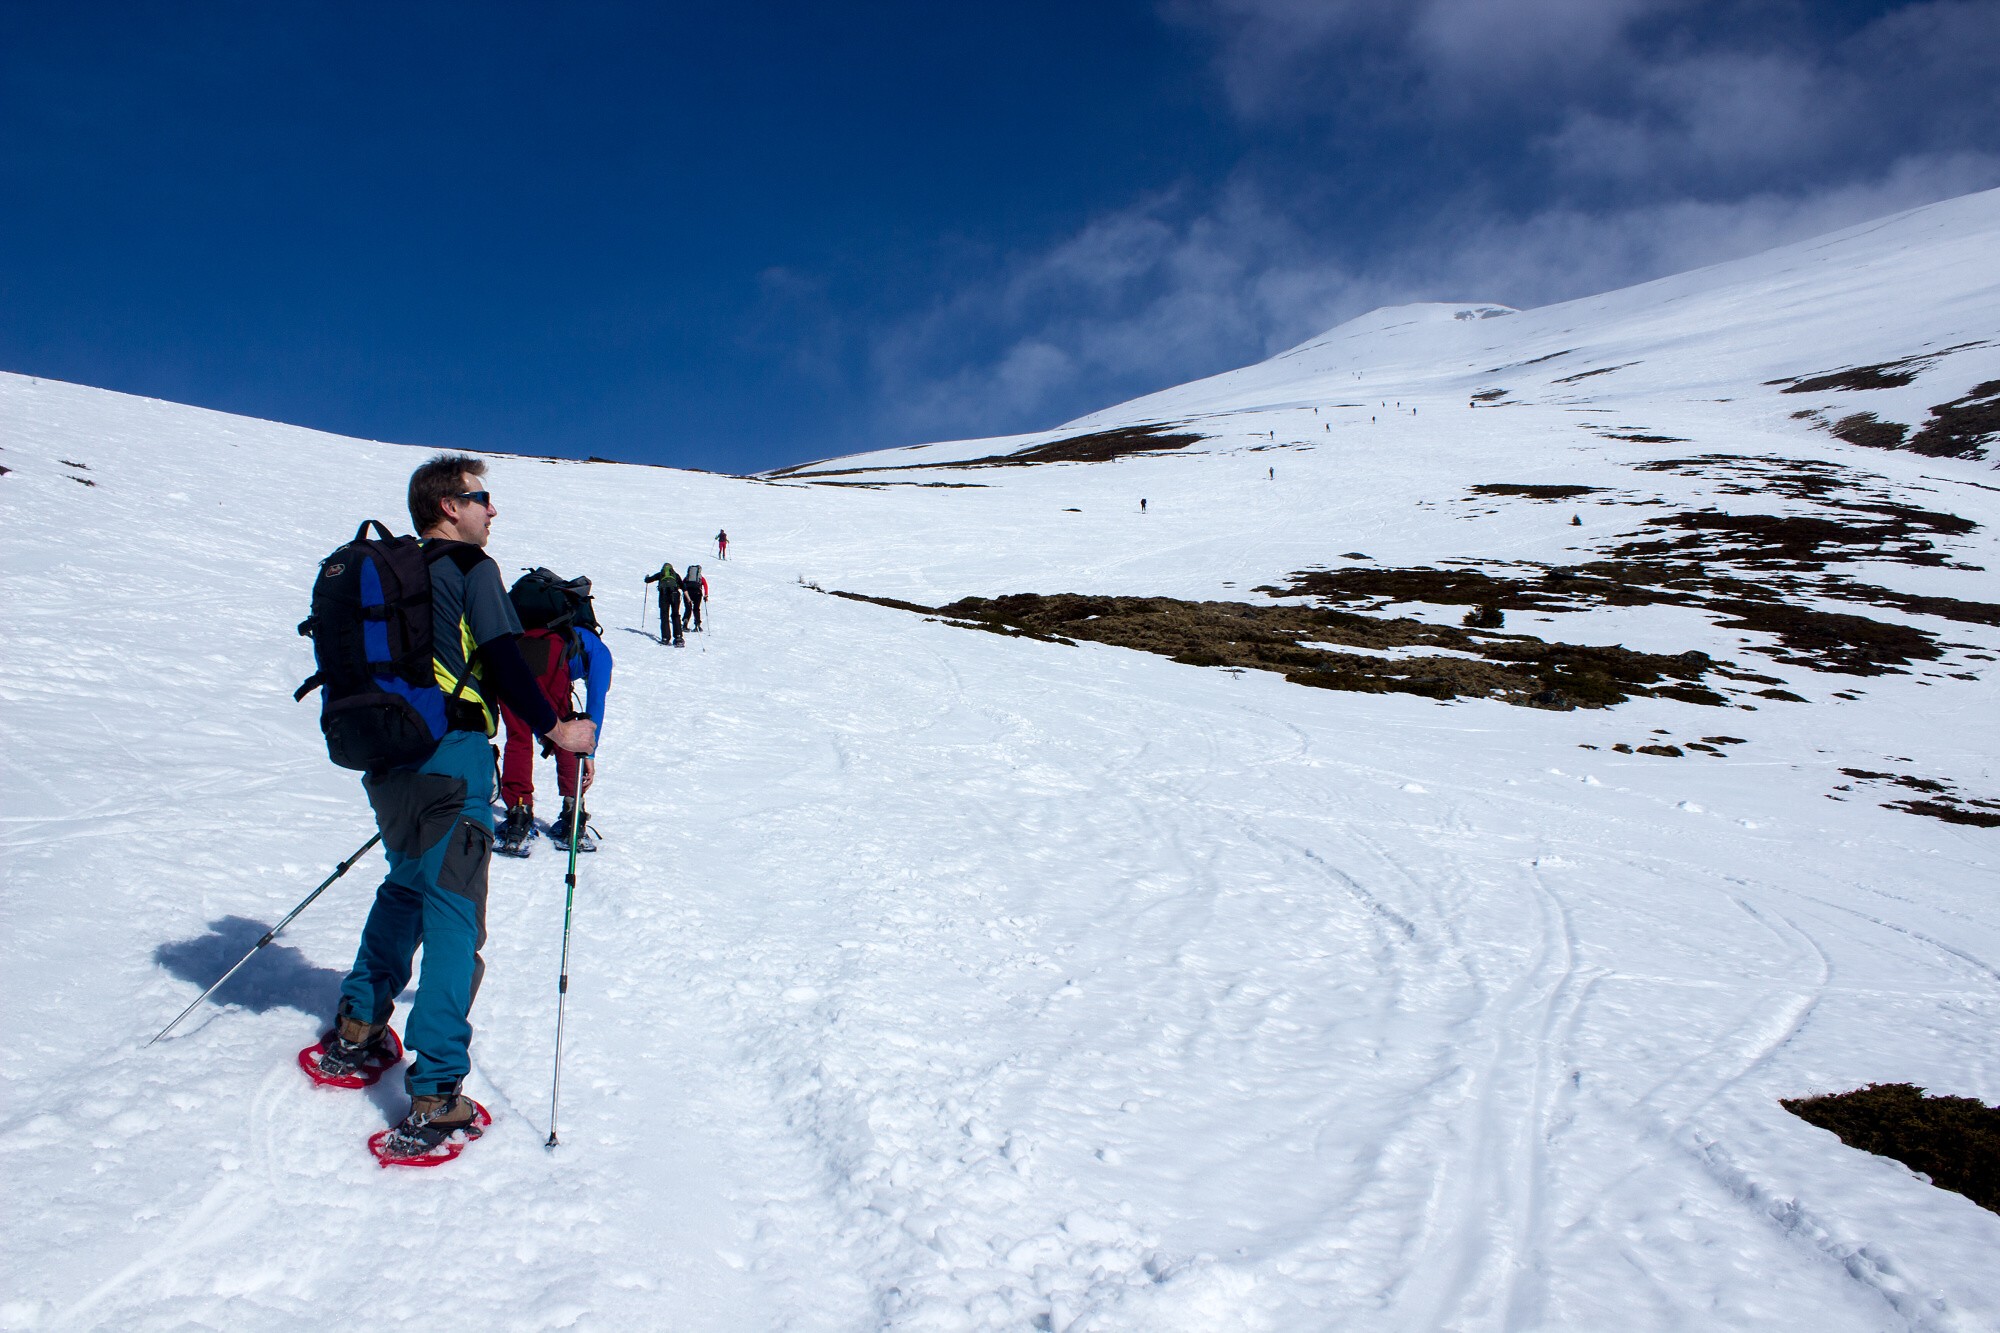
top-left (299, 1016), bottom-right (404, 1089)
top-left (548, 802), bottom-right (597, 854)
top-left (494, 803), bottom-right (535, 858)
top-left (368, 1093), bottom-right (490, 1168)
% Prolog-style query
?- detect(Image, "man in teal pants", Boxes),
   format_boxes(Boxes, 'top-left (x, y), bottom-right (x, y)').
top-left (309, 454), bottom-right (595, 1160)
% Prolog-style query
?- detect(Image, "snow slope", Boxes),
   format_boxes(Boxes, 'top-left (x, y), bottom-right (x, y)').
top-left (3, 190), bottom-right (1998, 1332)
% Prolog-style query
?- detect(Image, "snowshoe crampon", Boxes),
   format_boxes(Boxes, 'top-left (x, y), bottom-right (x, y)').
top-left (494, 805), bottom-right (536, 858)
top-left (297, 1026), bottom-right (404, 1089)
top-left (368, 1099), bottom-right (491, 1168)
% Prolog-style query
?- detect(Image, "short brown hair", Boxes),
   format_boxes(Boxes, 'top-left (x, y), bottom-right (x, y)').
top-left (408, 453), bottom-right (488, 532)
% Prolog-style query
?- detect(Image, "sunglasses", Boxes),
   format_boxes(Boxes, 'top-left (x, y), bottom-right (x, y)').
top-left (450, 490), bottom-right (493, 507)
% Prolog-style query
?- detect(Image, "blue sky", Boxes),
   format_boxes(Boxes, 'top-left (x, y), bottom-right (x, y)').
top-left (4, 1), bottom-right (1996, 473)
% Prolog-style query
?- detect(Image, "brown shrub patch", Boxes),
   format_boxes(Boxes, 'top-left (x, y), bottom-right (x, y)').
top-left (1780, 363), bottom-right (1921, 393)
top-left (1632, 455), bottom-right (1854, 503)
top-left (1612, 506), bottom-right (1973, 570)
top-left (1770, 343), bottom-right (1988, 395)
top-left (1886, 801), bottom-right (2000, 828)
top-left (771, 424), bottom-right (1203, 477)
top-left (1829, 412), bottom-right (1910, 450)
top-left (946, 424), bottom-right (1203, 467)
top-left (1706, 600), bottom-right (1942, 674)
top-left (1552, 363), bottom-right (1636, 384)
top-left (1834, 769), bottom-right (2000, 826)
top-left (826, 590), bottom-right (1720, 710)
top-left (1908, 380), bottom-right (2000, 461)
top-left (1469, 483), bottom-right (1606, 500)
top-left (1782, 1084), bottom-right (2000, 1213)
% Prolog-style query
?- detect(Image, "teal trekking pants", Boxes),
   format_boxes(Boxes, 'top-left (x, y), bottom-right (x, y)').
top-left (339, 729), bottom-right (495, 1096)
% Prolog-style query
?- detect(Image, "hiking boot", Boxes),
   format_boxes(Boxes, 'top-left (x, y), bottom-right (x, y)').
top-left (550, 801), bottom-right (596, 852)
top-left (377, 1092), bottom-right (483, 1160)
top-left (314, 1013), bottom-right (391, 1080)
top-left (496, 803), bottom-right (533, 852)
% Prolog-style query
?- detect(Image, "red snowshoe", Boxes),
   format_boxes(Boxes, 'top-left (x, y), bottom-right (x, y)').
top-left (368, 1098), bottom-right (491, 1168)
top-left (297, 1025), bottom-right (404, 1089)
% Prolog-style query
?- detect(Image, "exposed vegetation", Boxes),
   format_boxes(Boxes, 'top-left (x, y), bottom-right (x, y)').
top-left (1552, 363), bottom-right (1636, 384)
top-left (1837, 768), bottom-right (2000, 827)
top-left (773, 424), bottom-right (1205, 479)
top-left (1778, 361), bottom-right (1922, 393)
top-left (1829, 412), bottom-right (1909, 450)
top-left (1770, 342), bottom-right (1989, 395)
top-left (1776, 353), bottom-right (1997, 461)
top-left (1468, 483), bottom-right (1605, 500)
top-left (826, 590), bottom-right (1722, 710)
top-left (1782, 1084), bottom-right (2000, 1214)
top-left (1908, 380), bottom-right (2000, 460)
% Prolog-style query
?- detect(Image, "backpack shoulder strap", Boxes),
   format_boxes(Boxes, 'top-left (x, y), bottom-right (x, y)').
top-left (423, 539), bottom-right (489, 575)
top-left (355, 519), bottom-right (398, 543)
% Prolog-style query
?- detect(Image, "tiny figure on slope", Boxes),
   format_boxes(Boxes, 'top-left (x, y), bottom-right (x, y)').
top-left (1140, 498), bottom-right (1147, 513)
top-left (680, 563), bottom-right (710, 632)
top-left (302, 454), bottom-right (595, 1164)
top-left (644, 561), bottom-right (685, 645)
top-left (715, 529), bottom-right (729, 560)
top-left (497, 568), bottom-right (614, 856)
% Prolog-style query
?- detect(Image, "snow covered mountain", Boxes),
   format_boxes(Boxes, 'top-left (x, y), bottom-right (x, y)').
top-left (3, 190), bottom-right (1997, 1332)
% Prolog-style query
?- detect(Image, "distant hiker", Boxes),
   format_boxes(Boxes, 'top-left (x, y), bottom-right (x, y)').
top-left (680, 563), bottom-right (710, 632)
top-left (305, 455), bottom-right (595, 1161)
top-left (1140, 498), bottom-right (1147, 513)
top-left (1268, 466), bottom-right (1275, 480)
top-left (715, 529), bottom-right (729, 560)
top-left (644, 561), bottom-right (685, 645)
top-left (497, 569), bottom-right (613, 856)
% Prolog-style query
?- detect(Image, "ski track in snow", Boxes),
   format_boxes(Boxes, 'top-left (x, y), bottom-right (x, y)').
top-left (6, 192), bottom-right (2000, 1331)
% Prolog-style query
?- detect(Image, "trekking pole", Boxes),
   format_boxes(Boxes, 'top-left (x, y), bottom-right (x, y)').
top-left (148, 832), bottom-right (382, 1046)
top-left (639, 582), bottom-right (649, 631)
top-left (546, 764), bottom-right (588, 1148)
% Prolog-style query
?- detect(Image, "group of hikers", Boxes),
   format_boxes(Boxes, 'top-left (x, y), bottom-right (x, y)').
top-left (294, 453), bottom-right (729, 1163)
top-left (643, 560), bottom-right (709, 646)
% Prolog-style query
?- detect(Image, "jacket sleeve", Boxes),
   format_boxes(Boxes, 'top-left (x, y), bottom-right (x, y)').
top-left (643, 571), bottom-right (658, 584)
top-left (483, 634), bottom-right (562, 735)
top-left (574, 629), bottom-right (612, 736)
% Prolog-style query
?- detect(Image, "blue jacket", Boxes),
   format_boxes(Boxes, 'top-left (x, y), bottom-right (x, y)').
top-left (566, 627), bottom-right (613, 738)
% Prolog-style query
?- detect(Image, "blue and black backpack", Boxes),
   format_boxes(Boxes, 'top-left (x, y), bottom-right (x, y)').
top-left (295, 520), bottom-right (480, 772)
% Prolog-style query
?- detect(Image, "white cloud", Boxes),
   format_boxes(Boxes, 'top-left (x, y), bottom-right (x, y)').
top-left (844, 2), bottom-right (2000, 443)
top-left (864, 154), bottom-right (1999, 440)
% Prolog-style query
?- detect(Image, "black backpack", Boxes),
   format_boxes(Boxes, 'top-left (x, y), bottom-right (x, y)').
top-left (510, 567), bottom-right (600, 636)
top-left (295, 521), bottom-right (479, 772)
top-left (684, 564), bottom-right (702, 589)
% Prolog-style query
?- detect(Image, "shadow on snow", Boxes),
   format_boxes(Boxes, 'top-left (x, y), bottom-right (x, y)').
top-left (154, 915), bottom-right (344, 1019)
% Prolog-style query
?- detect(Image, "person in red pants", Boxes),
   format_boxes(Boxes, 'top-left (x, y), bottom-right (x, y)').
top-left (497, 626), bottom-right (577, 848)
top-left (496, 571), bottom-right (612, 854)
